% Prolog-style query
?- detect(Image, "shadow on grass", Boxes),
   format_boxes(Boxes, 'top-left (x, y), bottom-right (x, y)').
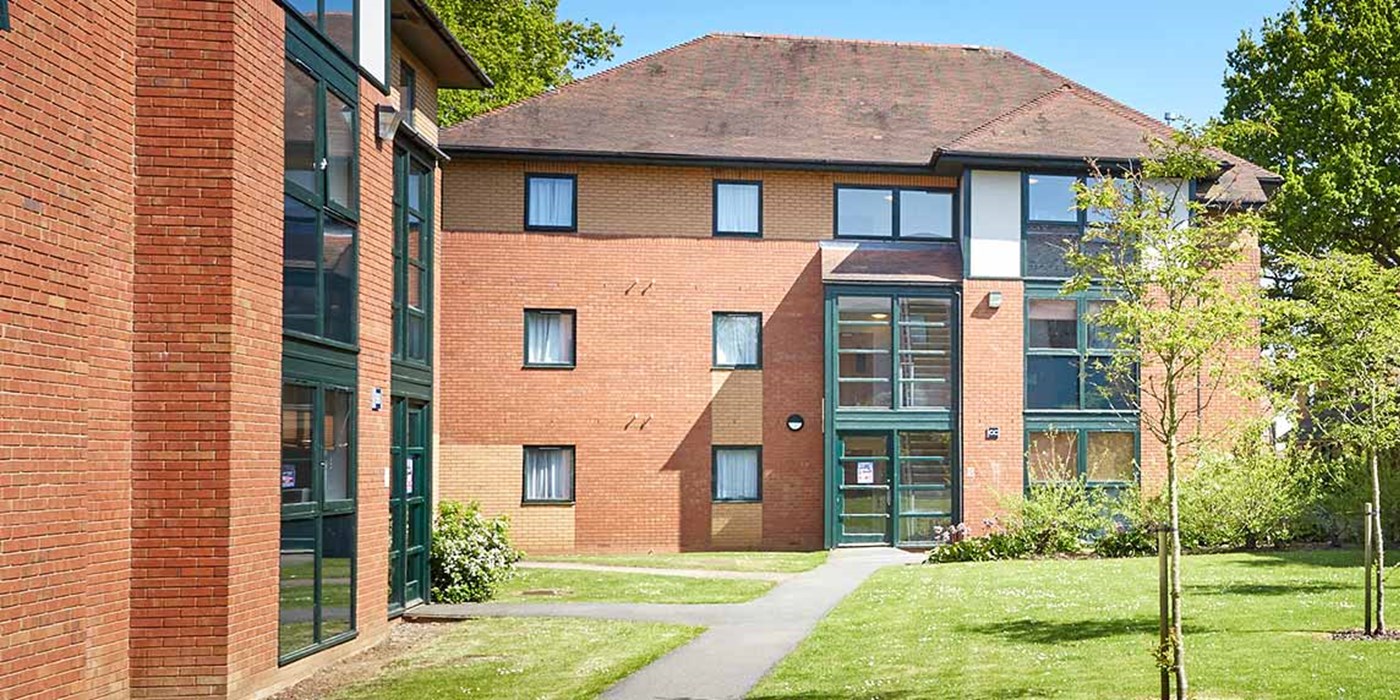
top-left (1227, 549), bottom-right (1362, 569)
top-left (955, 616), bottom-right (1211, 645)
top-left (1185, 581), bottom-right (1350, 596)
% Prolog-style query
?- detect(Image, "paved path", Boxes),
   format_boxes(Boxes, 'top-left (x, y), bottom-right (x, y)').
top-left (408, 547), bottom-right (923, 699)
top-left (516, 560), bottom-right (792, 582)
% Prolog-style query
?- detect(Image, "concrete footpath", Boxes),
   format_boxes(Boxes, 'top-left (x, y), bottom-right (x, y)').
top-left (408, 547), bottom-right (923, 699)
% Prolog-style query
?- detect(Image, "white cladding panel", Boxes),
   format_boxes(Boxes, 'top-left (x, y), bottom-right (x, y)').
top-left (359, 0), bottom-right (388, 86)
top-left (968, 169), bottom-right (1023, 278)
top-left (1144, 178), bottom-right (1191, 229)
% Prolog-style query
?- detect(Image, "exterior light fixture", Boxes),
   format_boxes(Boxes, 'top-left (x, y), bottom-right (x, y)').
top-left (870, 312), bottom-right (889, 320)
top-left (376, 104), bottom-right (404, 140)
top-left (987, 291), bottom-right (1003, 309)
top-left (786, 414), bottom-right (805, 432)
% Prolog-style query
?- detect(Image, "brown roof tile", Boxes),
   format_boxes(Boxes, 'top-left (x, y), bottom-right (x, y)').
top-left (442, 33), bottom-right (1277, 203)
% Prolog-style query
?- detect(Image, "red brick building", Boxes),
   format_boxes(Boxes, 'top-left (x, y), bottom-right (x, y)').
top-left (1, 1), bottom-right (486, 697)
top-left (435, 34), bottom-right (1275, 552)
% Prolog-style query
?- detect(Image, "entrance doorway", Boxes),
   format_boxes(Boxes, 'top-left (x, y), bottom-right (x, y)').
top-left (834, 430), bottom-right (956, 546)
top-left (388, 397), bottom-right (430, 614)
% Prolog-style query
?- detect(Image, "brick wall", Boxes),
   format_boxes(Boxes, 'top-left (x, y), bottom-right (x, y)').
top-left (0, 1), bottom-right (138, 698)
top-left (441, 159), bottom-right (954, 240)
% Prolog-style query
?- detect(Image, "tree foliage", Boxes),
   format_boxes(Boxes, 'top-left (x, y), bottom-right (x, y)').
top-left (426, 0), bottom-right (622, 126)
top-left (1221, 0), bottom-right (1400, 266)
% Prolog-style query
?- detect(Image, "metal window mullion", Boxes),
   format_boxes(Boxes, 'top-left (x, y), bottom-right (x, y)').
top-left (891, 297), bottom-right (901, 409)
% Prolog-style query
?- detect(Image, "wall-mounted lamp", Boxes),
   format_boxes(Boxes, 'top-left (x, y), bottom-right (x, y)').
top-left (987, 291), bottom-right (1003, 309)
top-left (786, 414), bottom-right (805, 432)
top-left (376, 104), bottom-right (404, 141)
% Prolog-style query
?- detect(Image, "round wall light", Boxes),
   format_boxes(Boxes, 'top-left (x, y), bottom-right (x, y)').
top-left (786, 414), bottom-right (805, 432)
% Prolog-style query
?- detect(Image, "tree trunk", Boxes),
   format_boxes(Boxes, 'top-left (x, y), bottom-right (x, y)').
top-left (1167, 429), bottom-right (1188, 699)
top-left (1373, 449), bottom-right (1386, 634)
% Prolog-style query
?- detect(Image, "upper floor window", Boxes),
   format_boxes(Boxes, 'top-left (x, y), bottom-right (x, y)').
top-left (835, 294), bottom-right (954, 409)
top-left (525, 174), bottom-right (577, 231)
top-left (1026, 294), bottom-right (1133, 411)
top-left (714, 181), bottom-right (762, 236)
top-left (835, 186), bottom-right (953, 240)
top-left (713, 312), bottom-right (761, 369)
top-left (1024, 174), bottom-right (1129, 279)
top-left (524, 309), bottom-right (576, 368)
top-left (287, 0), bottom-right (356, 60)
top-left (1, 1), bottom-right (10, 30)
top-left (393, 149), bottom-right (432, 365)
top-left (400, 64), bottom-right (417, 129)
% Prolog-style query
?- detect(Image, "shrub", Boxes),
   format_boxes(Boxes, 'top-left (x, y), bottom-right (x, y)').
top-left (1007, 479), bottom-right (1115, 555)
top-left (925, 523), bottom-right (1032, 563)
top-left (1177, 434), bottom-right (1310, 550)
top-left (1093, 485), bottom-right (1160, 558)
top-left (429, 500), bottom-right (522, 603)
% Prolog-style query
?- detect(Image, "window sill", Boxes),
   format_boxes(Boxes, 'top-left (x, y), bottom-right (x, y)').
top-left (712, 499), bottom-right (762, 505)
top-left (712, 365), bottom-right (762, 371)
top-left (521, 500), bottom-right (575, 507)
top-left (524, 225), bottom-right (578, 233)
top-left (523, 363), bottom-right (576, 370)
top-left (278, 629), bottom-right (358, 667)
top-left (714, 231), bottom-right (763, 238)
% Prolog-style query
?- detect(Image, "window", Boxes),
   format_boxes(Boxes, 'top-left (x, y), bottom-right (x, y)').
top-left (0, 1), bottom-right (9, 30)
top-left (714, 181), bottom-right (761, 236)
top-left (524, 447), bottom-right (575, 503)
top-left (279, 381), bottom-right (356, 661)
top-left (524, 309), bottom-right (576, 367)
top-left (525, 174), bottom-right (577, 231)
top-left (393, 149), bottom-right (432, 365)
top-left (287, 0), bottom-right (356, 59)
top-left (1027, 427), bottom-right (1137, 486)
top-left (835, 186), bottom-right (953, 239)
top-left (400, 64), bottom-right (416, 129)
top-left (713, 447), bottom-right (761, 502)
top-left (835, 294), bottom-right (953, 409)
top-left (284, 56), bottom-right (358, 345)
top-left (1026, 294), bottom-right (1135, 411)
top-left (713, 312), bottom-right (761, 369)
top-left (1025, 174), bottom-right (1133, 278)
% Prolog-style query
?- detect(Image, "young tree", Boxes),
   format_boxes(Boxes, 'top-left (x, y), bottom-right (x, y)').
top-left (426, 0), bottom-right (622, 126)
top-left (1264, 251), bottom-right (1400, 634)
top-left (1065, 129), bottom-right (1266, 699)
top-left (1222, 0), bottom-right (1400, 267)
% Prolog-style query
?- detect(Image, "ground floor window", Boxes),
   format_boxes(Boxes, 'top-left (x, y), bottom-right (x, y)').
top-left (1025, 425), bottom-right (1138, 488)
top-left (834, 429), bottom-right (955, 545)
top-left (279, 380), bottom-right (357, 662)
top-left (713, 446), bottom-right (761, 502)
top-left (524, 446), bottom-right (574, 503)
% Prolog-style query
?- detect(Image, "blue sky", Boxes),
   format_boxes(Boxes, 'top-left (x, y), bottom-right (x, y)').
top-left (560, 0), bottom-right (1290, 125)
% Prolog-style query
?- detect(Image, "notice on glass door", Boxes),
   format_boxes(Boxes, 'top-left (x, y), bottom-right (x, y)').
top-left (406, 457), bottom-right (415, 493)
top-left (856, 461), bottom-right (875, 484)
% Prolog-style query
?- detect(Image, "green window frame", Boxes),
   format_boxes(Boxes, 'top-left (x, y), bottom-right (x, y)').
top-left (284, 0), bottom-right (357, 64)
top-left (1025, 290), bottom-right (1135, 413)
top-left (524, 174), bottom-right (578, 232)
top-left (712, 312), bottom-right (762, 369)
top-left (713, 180), bottom-right (763, 237)
top-left (278, 379), bottom-right (358, 664)
top-left (523, 309), bottom-right (576, 368)
top-left (522, 446), bottom-right (576, 504)
top-left (392, 147), bottom-right (432, 366)
top-left (1023, 173), bottom-right (1134, 279)
top-left (1, 1), bottom-right (10, 30)
top-left (284, 44), bottom-right (360, 348)
top-left (833, 291), bottom-right (955, 411)
top-left (712, 446), bottom-right (762, 503)
top-left (833, 185), bottom-right (955, 240)
top-left (1024, 424), bottom-right (1140, 489)
top-left (400, 63), bottom-right (417, 129)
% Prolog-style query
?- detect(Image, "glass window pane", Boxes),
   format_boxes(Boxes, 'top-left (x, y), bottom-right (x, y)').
top-left (407, 214), bottom-right (423, 262)
top-left (838, 323), bottom-right (891, 351)
top-left (838, 352), bottom-right (891, 381)
top-left (284, 60), bottom-right (317, 193)
top-left (1027, 174), bottom-right (1079, 222)
top-left (323, 217), bottom-right (356, 343)
top-left (839, 380), bottom-right (892, 408)
top-left (279, 518), bottom-right (316, 656)
top-left (899, 431), bottom-right (952, 486)
top-left (899, 190), bottom-right (953, 239)
top-left (325, 90), bottom-right (355, 210)
top-left (1087, 431), bottom-right (1136, 482)
top-left (1026, 356), bottom-right (1080, 410)
top-left (407, 315), bottom-right (426, 362)
top-left (837, 296), bottom-right (891, 323)
top-left (1026, 225), bottom-right (1078, 278)
top-left (836, 188), bottom-right (893, 237)
top-left (1028, 299), bottom-right (1078, 349)
top-left (524, 447), bottom-right (574, 501)
top-left (320, 514), bottom-right (354, 639)
top-left (1085, 357), bottom-right (1136, 410)
top-left (525, 310), bottom-right (575, 365)
top-left (322, 0), bottom-right (355, 58)
top-left (407, 266), bottom-right (423, 310)
top-left (408, 165), bottom-right (426, 213)
top-left (842, 515), bottom-right (888, 535)
top-left (401, 66), bottom-right (417, 126)
top-left (1028, 430), bottom-right (1079, 482)
top-left (288, 0), bottom-right (317, 27)
top-left (899, 490), bottom-right (952, 514)
top-left (527, 177), bottom-right (575, 229)
top-left (841, 435), bottom-right (888, 458)
top-left (841, 491), bottom-right (889, 515)
top-left (281, 384), bottom-right (315, 506)
top-left (715, 182), bottom-right (760, 234)
top-left (899, 299), bottom-right (952, 409)
top-left (901, 378), bottom-right (951, 409)
top-left (323, 389), bottom-right (352, 502)
top-left (1087, 300), bottom-right (1120, 350)
top-left (714, 448), bottom-right (760, 501)
top-left (900, 298), bottom-right (949, 327)
top-left (714, 313), bottom-right (760, 367)
top-left (1087, 177), bottom-right (1134, 224)
top-left (900, 515), bottom-right (952, 542)
top-left (283, 197), bottom-right (318, 335)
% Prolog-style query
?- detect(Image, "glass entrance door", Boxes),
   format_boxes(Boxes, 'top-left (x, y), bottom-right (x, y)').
top-left (388, 397), bottom-right (430, 614)
top-left (834, 429), bottom-right (956, 546)
top-left (836, 433), bottom-right (893, 544)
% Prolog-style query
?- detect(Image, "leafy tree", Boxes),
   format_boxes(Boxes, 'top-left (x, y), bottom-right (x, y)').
top-left (1066, 128), bottom-right (1266, 699)
top-left (426, 0), bottom-right (622, 126)
top-left (1222, 0), bottom-right (1400, 266)
top-left (1264, 251), bottom-right (1400, 634)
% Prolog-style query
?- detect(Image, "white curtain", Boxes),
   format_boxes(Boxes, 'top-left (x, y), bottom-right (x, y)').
top-left (527, 311), bottom-right (573, 364)
top-left (715, 448), bottom-right (760, 500)
top-left (715, 314), bottom-right (759, 366)
top-left (528, 177), bottom-right (574, 228)
top-left (526, 448), bottom-right (573, 501)
top-left (716, 183), bottom-right (760, 233)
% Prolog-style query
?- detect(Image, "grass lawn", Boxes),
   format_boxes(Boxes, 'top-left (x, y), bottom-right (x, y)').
top-left (754, 549), bottom-right (1400, 699)
top-left (495, 567), bottom-right (773, 603)
top-left (527, 550), bottom-right (828, 573)
top-left (332, 618), bottom-right (700, 700)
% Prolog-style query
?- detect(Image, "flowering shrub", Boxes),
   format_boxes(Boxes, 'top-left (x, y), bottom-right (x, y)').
top-left (430, 500), bottom-right (522, 603)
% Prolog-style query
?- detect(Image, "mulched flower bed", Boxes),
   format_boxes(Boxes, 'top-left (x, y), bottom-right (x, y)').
top-left (1331, 629), bottom-right (1400, 641)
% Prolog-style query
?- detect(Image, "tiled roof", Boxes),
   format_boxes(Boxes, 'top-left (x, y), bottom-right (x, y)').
top-left (442, 33), bottom-right (1277, 203)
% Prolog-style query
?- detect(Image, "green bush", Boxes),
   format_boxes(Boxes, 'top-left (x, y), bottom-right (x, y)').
top-left (1093, 485), bottom-right (1160, 558)
top-left (1008, 479), bottom-right (1116, 555)
top-left (1177, 436), bottom-right (1310, 550)
top-left (430, 500), bottom-right (522, 603)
